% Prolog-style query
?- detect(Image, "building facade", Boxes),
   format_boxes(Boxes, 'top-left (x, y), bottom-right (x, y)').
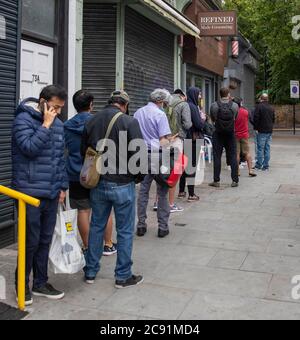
top-left (223, 34), bottom-right (260, 111)
top-left (0, 0), bottom-right (69, 247)
top-left (183, 0), bottom-right (228, 114)
top-left (69, 0), bottom-right (200, 115)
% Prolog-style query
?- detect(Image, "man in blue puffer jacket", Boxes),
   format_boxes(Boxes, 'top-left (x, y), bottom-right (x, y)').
top-left (12, 85), bottom-right (68, 305)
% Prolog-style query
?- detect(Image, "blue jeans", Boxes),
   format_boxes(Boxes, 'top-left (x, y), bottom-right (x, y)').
top-left (85, 180), bottom-right (136, 281)
top-left (256, 133), bottom-right (272, 169)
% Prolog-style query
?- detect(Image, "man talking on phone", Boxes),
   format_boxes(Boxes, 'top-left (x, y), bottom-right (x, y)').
top-left (12, 85), bottom-right (68, 306)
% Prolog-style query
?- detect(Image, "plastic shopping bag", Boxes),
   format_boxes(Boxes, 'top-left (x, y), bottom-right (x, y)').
top-left (49, 205), bottom-right (86, 274)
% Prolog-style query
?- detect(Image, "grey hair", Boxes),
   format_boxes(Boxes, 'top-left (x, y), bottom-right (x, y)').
top-left (261, 93), bottom-right (269, 101)
top-left (150, 89), bottom-right (171, 104)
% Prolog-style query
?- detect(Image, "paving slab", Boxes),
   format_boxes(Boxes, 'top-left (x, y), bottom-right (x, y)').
top-left (208, 250), bottom-right (248, 270)
top-left (179, 292), bottom-right (300, 320)
top-left (241, 253), bottom-right (300, 275)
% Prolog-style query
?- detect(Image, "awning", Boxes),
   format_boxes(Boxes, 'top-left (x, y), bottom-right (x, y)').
top-left (140, 0), bottom-right (200, 38)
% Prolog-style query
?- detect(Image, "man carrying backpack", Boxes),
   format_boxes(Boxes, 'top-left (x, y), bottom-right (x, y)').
top-left (209, 88), bottom-right (239, 188)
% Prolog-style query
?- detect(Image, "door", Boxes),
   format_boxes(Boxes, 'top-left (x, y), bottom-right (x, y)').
top-left (20, 40), bottom-right (53, 101)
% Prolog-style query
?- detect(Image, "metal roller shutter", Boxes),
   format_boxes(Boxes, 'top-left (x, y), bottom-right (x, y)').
top-left (124, 7), bottom-right (175, 114)
top-left (0, 0), bottom-right (19, 248)
top-left (82, 3), bottom-right (117, 111)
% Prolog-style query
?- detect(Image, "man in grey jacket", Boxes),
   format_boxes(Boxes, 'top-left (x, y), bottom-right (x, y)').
top-left (169, 89), bottom-right (193, 139)
top-left (167, 89), bottom-right (192, 212)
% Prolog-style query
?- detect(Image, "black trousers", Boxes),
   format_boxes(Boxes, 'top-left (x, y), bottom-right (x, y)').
top-left (179, 140), bottom-right (199, 197)
top-left (16, 197), bottom-right (59, 289)
top-left (213, 132), bottom-right (239, 183)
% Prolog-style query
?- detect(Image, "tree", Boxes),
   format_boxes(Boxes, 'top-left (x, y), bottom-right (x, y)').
top-left (224, 0), bottom-right (300, 104)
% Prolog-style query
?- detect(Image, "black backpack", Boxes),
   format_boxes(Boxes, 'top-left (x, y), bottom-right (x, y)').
top-left (215, 101), bottom-right (235, 134)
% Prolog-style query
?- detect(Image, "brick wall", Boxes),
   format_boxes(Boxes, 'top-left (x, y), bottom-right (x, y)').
top-left (274, 104), bottom-right (300, 129)
top-left (183, 0), bottom-right (228, 77)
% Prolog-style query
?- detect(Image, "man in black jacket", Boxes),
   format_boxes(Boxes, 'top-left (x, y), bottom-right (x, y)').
top-left (254, 94), bottom-right (275, 171)
top-left (81, 91), bottom-right (145, 289)
top-left (209, 87), bottom-right (240, 188)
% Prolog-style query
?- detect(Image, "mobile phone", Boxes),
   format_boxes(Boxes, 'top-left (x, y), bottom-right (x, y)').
top-left (40, 100), bottom-right (50, 115)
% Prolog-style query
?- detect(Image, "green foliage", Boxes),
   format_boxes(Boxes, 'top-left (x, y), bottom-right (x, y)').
top-left (224, 0), bottom-right (300, 104)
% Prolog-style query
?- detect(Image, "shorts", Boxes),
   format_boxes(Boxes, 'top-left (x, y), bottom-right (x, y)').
top-left (69, 181), bottom-right (91, 211)
top-left (236, 138), bottom-right (250, 156)
top-left (69, 198), bottom-right (91, 211)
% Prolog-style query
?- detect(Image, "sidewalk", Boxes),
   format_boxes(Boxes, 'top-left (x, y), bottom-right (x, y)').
top-left (1, 133), bottom-right (300, 320)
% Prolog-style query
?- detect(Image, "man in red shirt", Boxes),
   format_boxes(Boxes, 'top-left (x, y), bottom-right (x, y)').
top-left (233, 97), bottom-right (257, 177)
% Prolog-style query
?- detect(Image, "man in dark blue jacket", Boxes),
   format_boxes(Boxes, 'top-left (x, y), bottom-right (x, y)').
top-left (12, 85), bottom-right (68, 305)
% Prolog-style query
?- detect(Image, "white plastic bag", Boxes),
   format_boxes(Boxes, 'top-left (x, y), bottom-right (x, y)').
top-left (49, 205), bottom-right (86, 274)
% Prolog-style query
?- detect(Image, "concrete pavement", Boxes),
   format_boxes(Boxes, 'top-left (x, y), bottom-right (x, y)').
top-left (1, 133), bottom-right (300, 320)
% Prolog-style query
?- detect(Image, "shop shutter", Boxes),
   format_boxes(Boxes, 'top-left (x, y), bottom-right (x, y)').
top-left (82, 3), bottom-right (117, 111)
top-left (124, 7), bottom-right (174, 114)
top-left (0, 0), bottom-right (19, 248)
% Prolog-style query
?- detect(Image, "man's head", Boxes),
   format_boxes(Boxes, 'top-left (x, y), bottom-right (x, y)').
top-left (73, 90), bottom-right (94, 113)
top-left (150, 89), bottom-right (171, 108)
top-left (108, 90), bottom-right (130, 114)
top-left (174, 89), bottom-right (187, 101)
top-left (233, 97), bottom-right (243, 108)
top-left (39, 85), bottom-right (67, 115)
top-left (220, 87), bottom-right (231, 100)
top-left (260, 93), bottom-right (269, 102)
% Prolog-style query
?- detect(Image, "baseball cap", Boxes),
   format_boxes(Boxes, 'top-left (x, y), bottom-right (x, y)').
top-left (110, 90), bottom-right (130, 103)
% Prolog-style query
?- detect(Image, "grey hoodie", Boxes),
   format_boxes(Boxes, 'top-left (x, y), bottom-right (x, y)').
top-left (169, 94), bottom-right (193, 139)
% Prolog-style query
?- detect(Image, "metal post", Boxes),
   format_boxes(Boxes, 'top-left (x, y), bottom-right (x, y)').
top-left (17, 200), bottom-right (26, 311)
top-left (294, 103), bottom-right (296, 135)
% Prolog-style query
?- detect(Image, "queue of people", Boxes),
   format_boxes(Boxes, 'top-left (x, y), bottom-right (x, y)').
top-left (11, 84), bottom-right (274, 306)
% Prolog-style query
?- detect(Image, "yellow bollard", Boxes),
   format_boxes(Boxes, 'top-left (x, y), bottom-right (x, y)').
top-left (0, 185), bottom-right (40, 310)
top-left (17, 200), bottom-right (26, 311)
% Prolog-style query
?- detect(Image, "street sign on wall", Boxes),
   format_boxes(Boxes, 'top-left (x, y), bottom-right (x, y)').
top-left (291, 80), bottom-right (300, 99)
top-left (198, 11), bottom-right (238, 37)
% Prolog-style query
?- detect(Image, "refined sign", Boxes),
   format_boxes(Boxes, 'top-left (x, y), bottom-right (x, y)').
top-left (198, 11), bottom-right (238, 37)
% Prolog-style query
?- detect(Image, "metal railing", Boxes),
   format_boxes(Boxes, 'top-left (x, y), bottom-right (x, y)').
top-left (0, 185), bottom-right (40, 311)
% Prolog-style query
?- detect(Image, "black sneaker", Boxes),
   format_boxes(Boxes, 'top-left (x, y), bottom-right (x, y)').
top-left (231, 182), bottom-right (239, 188)
top-left (103, 244), bottom-right (117, 256)
top-left (85, 276), bottom-right (96, 285)
top-left (158, 229), bottom-right (170, 238)
top-left (115, 275), bottom-right (144, 289)
top-left (32, 283), bottom-right (65, 300)
top-left (209, 182), bottom-right (221, 188)
top-left (136, 227), bottom-right (147, 237)
top-left (16, 285), bottom-right (33, 306)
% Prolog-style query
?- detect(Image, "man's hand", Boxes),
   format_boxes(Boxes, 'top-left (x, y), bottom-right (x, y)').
top-left (169, 134), bottom-right (179, 142)
top-left (42, 103), bottom-right (57, 129)
top-left (59, 191), bottom-right (66, 204)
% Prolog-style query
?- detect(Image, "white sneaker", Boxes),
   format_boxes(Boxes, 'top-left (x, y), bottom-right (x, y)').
top-left (170, 204), bottom-right (184, 213)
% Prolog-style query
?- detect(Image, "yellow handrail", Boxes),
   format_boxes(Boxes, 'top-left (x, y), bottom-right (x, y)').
top-left (0, 185), bottom-right (40, 311)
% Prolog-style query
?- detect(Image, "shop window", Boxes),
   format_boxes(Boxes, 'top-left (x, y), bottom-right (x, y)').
top-left (22, 0), bottom-right (56, 39)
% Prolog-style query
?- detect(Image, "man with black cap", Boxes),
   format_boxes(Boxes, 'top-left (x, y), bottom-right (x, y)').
top-left (81, 90), bottom-right (145, 289)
